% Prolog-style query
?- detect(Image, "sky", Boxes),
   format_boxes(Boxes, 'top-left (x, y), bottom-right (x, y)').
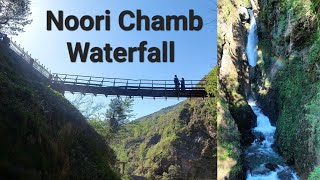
top-left (10, 0), bottom-right (217, 119)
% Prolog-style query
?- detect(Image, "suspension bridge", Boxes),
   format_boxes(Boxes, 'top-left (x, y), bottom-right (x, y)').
top-left (50, 74), bottom-right (207, 98)
top-left (1, 37), bottom-right (210, 99)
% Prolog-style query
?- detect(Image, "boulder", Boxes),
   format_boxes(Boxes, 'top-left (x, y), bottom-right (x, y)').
top-left (265, 163), bottom-right (279, 171)
top-left (251, 166), bottom-right (272, 175)
top-left (277, 168), bottom-right (295, 180)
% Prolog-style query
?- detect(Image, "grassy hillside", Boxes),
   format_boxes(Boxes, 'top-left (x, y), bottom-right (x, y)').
top-left (110, 67), bottom-right (218, 179)
top-left (0, 45), bottom-right (119, 179)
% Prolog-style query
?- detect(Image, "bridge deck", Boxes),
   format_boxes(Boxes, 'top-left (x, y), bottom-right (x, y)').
top-left (2, 39), bottom-right (210, 99)
top-left (51, 74), bottom-right (208, 98)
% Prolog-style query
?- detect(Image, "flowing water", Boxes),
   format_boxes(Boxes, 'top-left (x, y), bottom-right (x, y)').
top-left (245, 100), bottom-right (299, 180)
top-left (246, 9), bottom-right (258, 67)
top-left (245, 8), bottom-right (300, 180)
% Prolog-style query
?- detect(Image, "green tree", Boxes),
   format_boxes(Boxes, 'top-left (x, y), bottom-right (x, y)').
top-left (309, 166), bottom-right (320, 180)
top-left (88, 118), bottom-right (113, 140)
top-left (0, 0), bottom-right (32, 35)
top-left (106, 97), bottom-right (134, 133)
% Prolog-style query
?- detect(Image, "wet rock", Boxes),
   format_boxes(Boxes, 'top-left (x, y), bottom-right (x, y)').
top-left (257, 136), bottom-right (265, 144)
top-left (252, 131), bottom-right (264, 139)
top-left (255, 88), bottom-right (279, 126)
top-left (251, 166), bottom-right (271, 175)
top-left (265, 163), bottom-right (278, 171)
top-left (241, 131), bottom-right (255, 145)
top-left (277, 169), bottom-right (295, 180)
top-left (252, 132), bottom-right (265, 144)
top-left (285, 156), bottom-right (295, 166)
top-left (229, 101), bottom-right (257, 145)
top-left (271, 143), bottom-right (278, 151)
top-left (238, 7), bottom-right (250, 22)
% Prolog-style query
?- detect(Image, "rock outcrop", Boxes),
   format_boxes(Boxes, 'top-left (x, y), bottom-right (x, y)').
top-left (111, 70), bottom-right (218, 180)
top-left (252, 0), bottom-right (320, 178)
top-left (217, 0), bottom-right (257, 179)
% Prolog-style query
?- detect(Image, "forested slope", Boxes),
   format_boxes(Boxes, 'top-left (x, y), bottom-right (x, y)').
top-left (0, 45), bottom-right (119, 179)
top-left (111, 68), bottom-right (218, 179)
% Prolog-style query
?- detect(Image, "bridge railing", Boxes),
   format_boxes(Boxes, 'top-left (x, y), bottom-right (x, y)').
top-left (51, 73), bottom-right (206, 90)
top-left (8, 38), bottom-right (51, 78)
top-left (3, 38), bottom-right (206, 91)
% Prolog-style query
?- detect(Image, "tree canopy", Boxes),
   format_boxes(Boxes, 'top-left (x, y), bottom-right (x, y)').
top-left (106, 97), bottom-right (134, 133)
top-left (0, 0), bottom-right (32, 35)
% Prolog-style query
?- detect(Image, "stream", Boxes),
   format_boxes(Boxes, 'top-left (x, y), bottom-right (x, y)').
top-left (245, 100), bottom-right (299, 180)
top-left (245, 9), bottom-right (300, 180)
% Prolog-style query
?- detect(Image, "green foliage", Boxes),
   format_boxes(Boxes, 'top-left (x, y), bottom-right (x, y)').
top-left (70, 94), bottom-right (105, 119)
top-left (206, 66), bottom-right (218, 101)
top-left (0, 0), bottom-right (32, 35)
top-left (106, 97), bottom-right (134, 132)
top-left (243, 0), bottom-right (252, 8)
top-left (281, 0), bottom-right (310, 17)
top-left (88, 118), bottom-right (113, 140)
top-left (306, 90), bottom-right (320, 153)
top-left (112, 143), bottom-right (129, 162)
top-left (146, 134), bottom-right (177, 160)
top-left (139, 142), bottom-right (147, 160)
top-left (109, 105), bottom-right (183, 177)
top-left (110, 91), bottom-right (216, 178)
top-left (0, 47), bottom-right (119, 179)
top-left (309, 166), bottom-right (320, 180)
top-left (205, 66), bottom-right (218, 125)
top-left (218, 0), bottom-right (238, 22)
top-left (256, 0), bottom-right (320, 175)
top-left (275, 55), bottom-right (313, 164)
top-left (219, 141), bottom-right (239, 161)
top-left (229, 164), bottom-right (243, 177)
top-left (310, 0), bottom-right (320, 14)
top-left (162, 165), bottom-right (182, 180)
top-left (308, 32), bottom-right (320, 65)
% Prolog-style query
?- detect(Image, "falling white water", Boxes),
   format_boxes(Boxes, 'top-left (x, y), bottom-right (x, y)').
top-left (246, 100), bottom-right (300, 180)
top-left (246, 9), bottom-right (258, 67)
top-left (248, 100), bottom-right (276, 148)
top-left (245, 3), bottom-right (299, 180)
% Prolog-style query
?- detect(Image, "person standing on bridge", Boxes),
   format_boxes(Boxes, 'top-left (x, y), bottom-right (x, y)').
top-left (180, 78), bottom-right (185, 91)
top-left (174, 75), bottom-right (180, 90)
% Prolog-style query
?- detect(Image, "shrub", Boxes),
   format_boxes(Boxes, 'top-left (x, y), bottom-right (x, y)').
top-left (309, 166), bottom-right (320, 180)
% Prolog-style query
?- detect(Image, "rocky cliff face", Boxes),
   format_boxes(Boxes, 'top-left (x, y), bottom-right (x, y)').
top-left (218, 0), bottom-right (320, 179)
top-left (218, 0), bottom-right (259, 145)
top-left (112, 69), bottom-right (218, 180)
top-left (252, 0), bottom-right (320, 178)
top-left (217, 0), bottom-right (257, 179)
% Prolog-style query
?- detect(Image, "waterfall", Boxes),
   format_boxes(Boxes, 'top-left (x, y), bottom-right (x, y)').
top-left (246, 9), bottom-right (258, 67)
top-left (245, 101), bottom-right (299, 180)
top-left (245, 7), bottom-right (300, 180)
